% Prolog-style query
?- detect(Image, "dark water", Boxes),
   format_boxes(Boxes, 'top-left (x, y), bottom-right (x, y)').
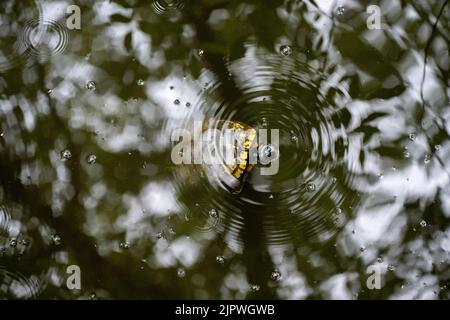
top-left (0, 0), bottom-right (450, 299)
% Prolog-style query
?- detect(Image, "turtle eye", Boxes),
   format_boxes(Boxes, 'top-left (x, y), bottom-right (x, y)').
top-left (258, 144), bottom-right (279, 165)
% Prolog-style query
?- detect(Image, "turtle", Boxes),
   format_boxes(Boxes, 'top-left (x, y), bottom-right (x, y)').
top-left (175, 120), bottom-right (278, 194)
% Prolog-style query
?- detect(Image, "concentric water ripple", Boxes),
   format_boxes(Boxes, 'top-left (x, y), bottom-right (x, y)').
top-left (0, 267), bottom-right (42, 299)
top-left (0, 0), bottom-right (42, 72)
top-left (172, 49), bottom-right (360, 246)
top-left (21, 18), bottom-right (69, 60)
top-left (0, 205), bottom-right (11, 231)
top-left (151, 0), bottom-right (185, 17)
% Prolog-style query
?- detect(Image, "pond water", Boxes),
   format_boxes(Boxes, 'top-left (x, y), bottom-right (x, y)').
top-left (0, 0), bottom-right (449, 299)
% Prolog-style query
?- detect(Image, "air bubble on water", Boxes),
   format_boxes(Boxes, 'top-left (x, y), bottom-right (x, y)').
top-left (156, 232), bottom-right (163, 239)
top-left (216, 256), bottom-right (225, 264)
top-left (291, 134), bottom-right (298, 143)
top-left (86, 154), bottom-right (97, 164)
top-left (86, 81), bottom-right (96, 91)
top-left (198, 49), bottom-right (204, 56)
top-left (377, 257), bottom-right (383, 263)
top-left (306, 182), bottom-right (316, 192)
top-left (47, 89), bottom-right (53, 95)
top-left (360, 246), bottom-right (366, 252)
top-left (260, 117), bottom-right (268, 128)
top-left (434, 144), bottom-right (441, 151)
top-left (269, 194), bottom-right (274, 199)
top-left (270, 270), bottom-right (281, 281)
top-left (177, 268), bottom-right (186, 278)
top-left (169, 85), bottom-right (174, 90)
top-left (9, 238), bottom-right (17, 247)
top-left (0, 132), bottom-right (4, 137)
top-left (403, 148), bottom-right (410, 159)
top-left (336, 207), bottom-right (343, 214)
top-left (209, 209), bottom-right (218, 218)
top-left (378, 173), bottom-right (383, 180)
top-left (424, 154), bottom-right (431, 164)
top-left (52, 235), bottom-right (61, 245)
top-left (387, 264), bottom-right (396, 271)
top-left (250, 284), bottom-right (260, 292)
top-left (21, 239), bottom-right (29, 246)
top-left (408, 133), bottom-right (416, 141)
top-left (89, 293), bottom-right (97, 300)
top-left (119, 241), bottom-right (130, 249)
top-left (279, 45), bottom-right (292, 56)
top-left (337, 5), bottom-right (345, 15)
top-left (173, 99), bottom-right (180, 105)
top-left (420, 220), bottom-right (427, 227)
top-left (185, 102), bottom-right (191, 107)
top-left (61, 149), bottom-right (72, 160)
top-left (137, 79), bottom-right (145, 86)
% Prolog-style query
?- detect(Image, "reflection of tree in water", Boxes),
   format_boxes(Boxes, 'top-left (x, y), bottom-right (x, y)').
top-left (0, 0), bottom-right (449, 299)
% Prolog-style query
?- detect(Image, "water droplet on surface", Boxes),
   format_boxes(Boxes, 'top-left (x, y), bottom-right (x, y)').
top-left (424, 154), bottom-right (431, 164)
top-left (250, 284), bottom-right (260, 292)
top-left (270, 270), bottom-right (281, 281)
top-left (86, 81), bottom-right (96, 91)
top-left (387, 264), bottom-right (396, 271)
top-left (377, 257), bottom-right (383, 263)
top-left (119, 241), bottom-right (130, 249)
top-left (209, 209), bottom-right (218, 218)
top-left (434, 144), bottom-right (441, 151)
top-left (185, 102), bottom-right (191, 107)
top-left (403, 150), bottom-right (410, 159)
top-left (420, 220), bottom-right (427, 227)
top-left (47, 89), bottom-right (53, 95)
top-left (360, 246), bottom-right (366, 252)
top-left (86, 154), bottom-right (97, 164)
top-left (216, 256), bottom-right (225, 264)
top-left (291, 134), bottom-right (298, 143)
top-left (137, 79), bottom-right (145, 86)
top-left (408, 133), bottom-right (416, 141)
top-left (0, 132), bottom-right (4, 137)
top-left (52, 235), bottom-right (61, 245)
top-left (279, 45), bottom-right (292, 56)
top-left (61, 149), bottom-right (72, 160)
top-left (198, 49), bottom-right (204, 56)
top-left (260, 117), bottom-right (268, 128)
top-left (306, 182), bottom-right (316, 192)
top-left (173, 99), bottom-right (180, 105)
top-left (9, 238), bottom-right (17, 247)
top-left (177, 268), bottom-right (186, 278)
top-left (337, 5), bottom-right (345, 15)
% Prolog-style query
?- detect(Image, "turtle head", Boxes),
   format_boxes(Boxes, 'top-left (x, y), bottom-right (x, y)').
top-left (257, 144), bottom-right (279, 165)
